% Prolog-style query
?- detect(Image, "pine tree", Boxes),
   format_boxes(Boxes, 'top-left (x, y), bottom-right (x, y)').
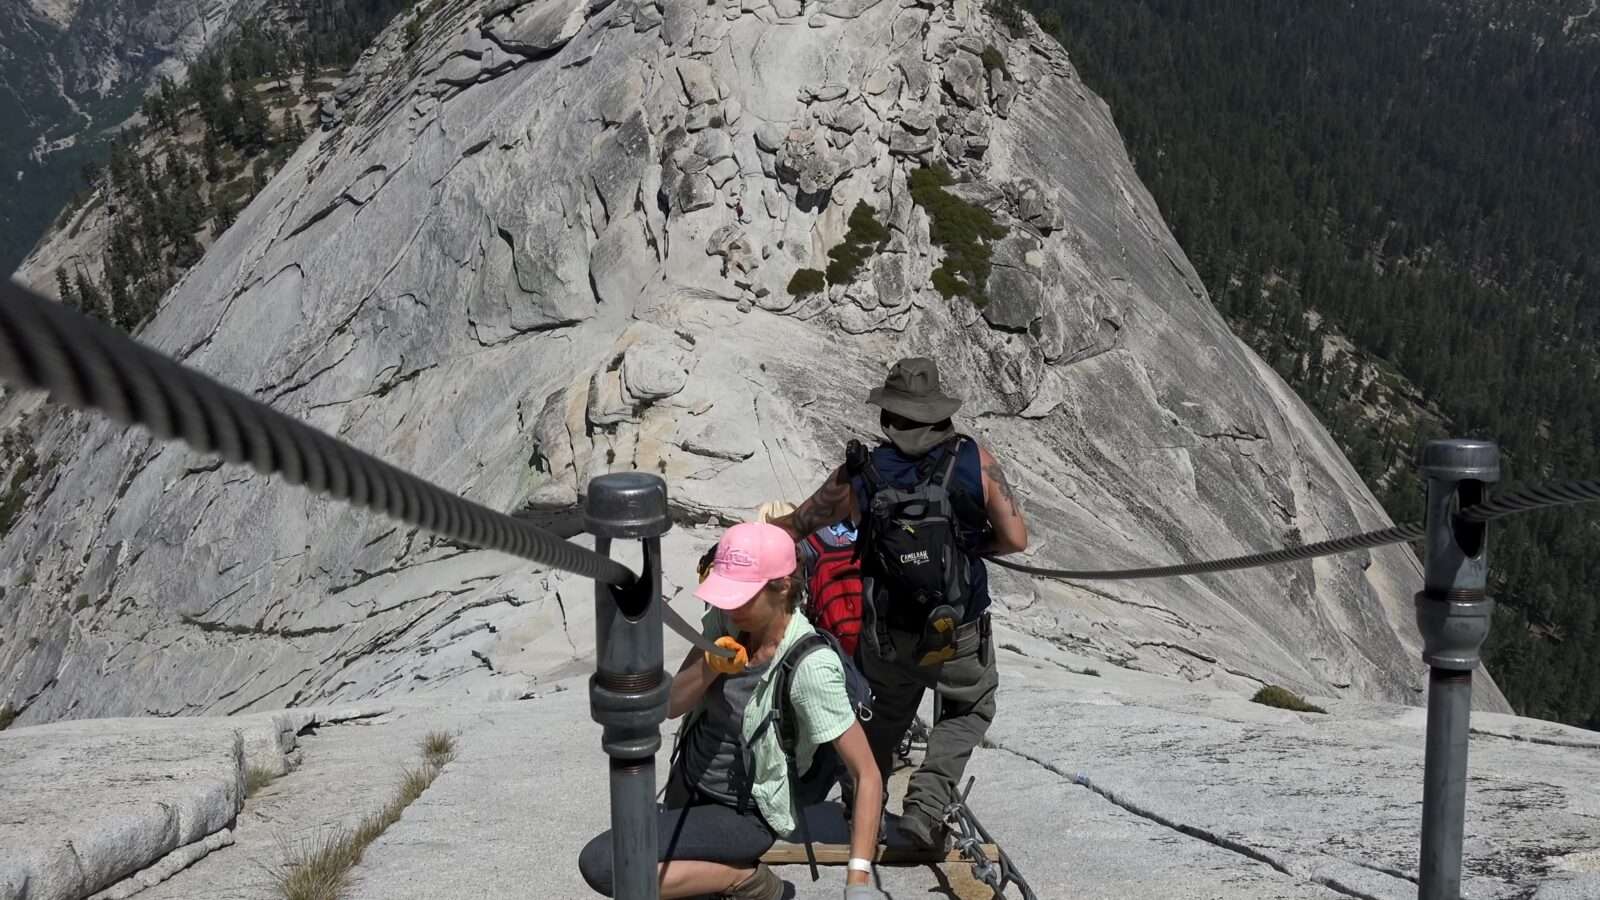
top-left (251, 157), bottom-right (270, 191)
top-left (235, 82), bottom-right (272, 151)
top-left (124, 280), bottom-right (162, 332)
top-left (106, 269), bottom-right (133, 332)
top-left (108, 142), bottom-right (134, 197)
top-left (210, 94), bottom-right (241, 150)
top-left (281, 107), bottom-right (307, 145)
top-left (166, 155), bottom-right (203, 267)
top-left (274, 38), bottom-right (292, 91)
top-left (76, 272), bottom-right (107, 322)
top-left (56, 268), bottom-right (77, 308)
top-left (202, 132), bottom-right (224, 183)
top-left (211, 198), bottom-right (237, 237)
top-left (107, 228), bottom-right (139, 288)
top-left (159, 75), bottom-right (179, 113)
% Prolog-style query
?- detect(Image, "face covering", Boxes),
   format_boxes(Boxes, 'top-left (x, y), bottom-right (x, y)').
top-left (882, 419), bottom-right (954, 457)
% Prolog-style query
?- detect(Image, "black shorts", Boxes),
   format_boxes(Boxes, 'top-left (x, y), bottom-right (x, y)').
top-left (577, 768), bottom-right (777, 897)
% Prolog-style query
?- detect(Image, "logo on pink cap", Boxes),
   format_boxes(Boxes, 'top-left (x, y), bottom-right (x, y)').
top-left (714, 546), bottom-right (756, 570)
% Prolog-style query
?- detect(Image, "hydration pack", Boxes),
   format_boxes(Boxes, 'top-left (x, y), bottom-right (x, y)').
top-left (850, 437), bottom-right (973, 633)
top-left (802, 530), bottom-right (865, 656)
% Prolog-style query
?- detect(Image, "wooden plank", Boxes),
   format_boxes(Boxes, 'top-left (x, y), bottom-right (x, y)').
top-left (761, 842), bottom-right (1000, 866)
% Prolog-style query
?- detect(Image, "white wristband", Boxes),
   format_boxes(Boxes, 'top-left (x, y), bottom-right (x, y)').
top-left (847, 857), bottom-right (873, 873)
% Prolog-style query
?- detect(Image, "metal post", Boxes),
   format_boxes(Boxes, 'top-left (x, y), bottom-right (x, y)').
top-left (1413, 439), bottom-right (1499, 900)
top-left (587, 473), bottom-right (672, 900)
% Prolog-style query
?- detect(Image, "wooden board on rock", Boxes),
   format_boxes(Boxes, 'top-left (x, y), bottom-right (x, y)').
top-left (760, 803), bottom-right (998, 866)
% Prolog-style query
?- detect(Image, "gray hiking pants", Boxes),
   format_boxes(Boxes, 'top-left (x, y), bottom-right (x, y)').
top-left (860, 620), bottom-right (998, 825)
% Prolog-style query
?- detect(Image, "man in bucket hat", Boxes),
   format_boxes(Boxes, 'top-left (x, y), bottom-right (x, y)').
top-left (772, 358), bottom-right (1029, 851)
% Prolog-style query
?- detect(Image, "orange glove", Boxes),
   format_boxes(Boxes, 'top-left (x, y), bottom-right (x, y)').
top-left (706, 636), bottom-right (748, 675)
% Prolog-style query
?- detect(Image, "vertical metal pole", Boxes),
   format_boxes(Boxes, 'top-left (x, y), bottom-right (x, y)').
top-left (587, 473), bottom-right (672, 900)
top-left (1413, 439), bottom-right (1499, 900)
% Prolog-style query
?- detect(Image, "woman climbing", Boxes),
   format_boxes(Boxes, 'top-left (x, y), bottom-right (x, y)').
top-left (579, 521), bottom-right (886, 900)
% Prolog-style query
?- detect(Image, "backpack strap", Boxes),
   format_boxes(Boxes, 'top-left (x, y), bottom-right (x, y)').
top-left (790, 753), bottom-right (822, 881)
top-left (771, 631), bottom-right (833, 884)
top-left (857, 450), bottom-right (887, 496)
top-left (798, 533), bottom-right (819, 610)
top-left (803, 530), bottom-right (827, 558)
top-left (771, 633), bottom-right (830, 755)
top-left (668, 710), bottom-right (695, 769)
top-left (849, 440), bottom-right (883, 566)
top-left (928, 436), bottom-right (966, 490)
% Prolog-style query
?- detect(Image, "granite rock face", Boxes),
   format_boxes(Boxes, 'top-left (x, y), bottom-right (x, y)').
top-left (0, 706), bottom-right (385, 900)
top-left (357, 617), bottom-right (1593, 900)
top-left (10, 622), bottom-right (1582, 900)
top-left (0, 0), bottom-right (1510, 726)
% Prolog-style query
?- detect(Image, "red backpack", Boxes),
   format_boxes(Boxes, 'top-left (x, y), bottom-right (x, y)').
top-left (803, 531), bottom-right (864, 656)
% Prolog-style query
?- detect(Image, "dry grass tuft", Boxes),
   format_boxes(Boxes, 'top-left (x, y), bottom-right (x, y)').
top-left (420, 730), bottom-right (456, 767)
top-left (269, 736), bottom-right (454, 900)
top-left (269, 829), bottom-right (358, 900)
top-left (246, 764), bottom-right (281, 798)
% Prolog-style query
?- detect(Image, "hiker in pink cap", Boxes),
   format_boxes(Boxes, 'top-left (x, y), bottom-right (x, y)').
top-left (580, 522), bottom-right (886, 900)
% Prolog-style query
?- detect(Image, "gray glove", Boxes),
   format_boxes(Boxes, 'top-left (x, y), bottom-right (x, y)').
top-left (845, 886), bottom-right (887, 900)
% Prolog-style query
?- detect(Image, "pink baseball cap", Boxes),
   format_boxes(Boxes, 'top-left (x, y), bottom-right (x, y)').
top-left (695, 522), bottom-right (797, 610)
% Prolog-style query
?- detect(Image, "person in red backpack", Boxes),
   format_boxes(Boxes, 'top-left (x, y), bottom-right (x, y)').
top-left (798, 521), bottom-right (865, 657)
top-left (771, 358), bottom-right (1029, 852)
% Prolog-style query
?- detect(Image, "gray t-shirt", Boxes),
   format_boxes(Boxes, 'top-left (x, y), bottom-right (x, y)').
top-left (681, 657), bottom-right (772, 805)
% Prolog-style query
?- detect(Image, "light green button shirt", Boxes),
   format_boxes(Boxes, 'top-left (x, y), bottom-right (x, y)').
top-left (698, 607), bottom-right (857, 837)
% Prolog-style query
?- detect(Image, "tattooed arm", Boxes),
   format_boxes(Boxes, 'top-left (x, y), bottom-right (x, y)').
top-left (978, 445), bottom-right (1029, 556)
top-left (772, 464), bottom-right (857, 541)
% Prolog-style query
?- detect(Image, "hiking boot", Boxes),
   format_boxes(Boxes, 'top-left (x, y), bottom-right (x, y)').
top-left (897, 808), bottom-right (947, 852)
top-left (722, 863), bottom-right (783, 900)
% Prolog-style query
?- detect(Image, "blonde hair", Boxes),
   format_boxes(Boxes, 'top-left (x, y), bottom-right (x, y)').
top-left (751, 502), bottom-right (801, 611)
top-left (754, 501), bottom-right (795, 525)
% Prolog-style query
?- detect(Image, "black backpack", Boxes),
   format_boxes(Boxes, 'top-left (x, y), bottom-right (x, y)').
top-left (850, 437), bottom-right (974, 632)
top-left (767, 629), bottom-right (874, 880)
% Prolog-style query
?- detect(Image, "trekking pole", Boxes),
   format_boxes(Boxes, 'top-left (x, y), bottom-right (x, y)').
top-left (587, 474), bottom-right (673, 900)
top-left (1413, 440), bottom-right (1499, 900)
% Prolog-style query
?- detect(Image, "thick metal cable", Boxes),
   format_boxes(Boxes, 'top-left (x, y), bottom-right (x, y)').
top-left (1458, 479), bottom-right (1600, 523)
top-left (990, 478), bottom-right (1600, 582)
top-left (0, 278), bottom-right (637, 588)
top-left (988, 523), bottom-right (1426, 581)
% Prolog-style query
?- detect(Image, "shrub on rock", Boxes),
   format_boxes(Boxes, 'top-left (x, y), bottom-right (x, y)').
top-left (824, 201), bottom-right (890, 284)
top-left (910, 165), bottom-right (1006, 305)
top-left (787, 268), bottom-right (826, 297)
top-left (1252, 685), bottom-right (1327, 714)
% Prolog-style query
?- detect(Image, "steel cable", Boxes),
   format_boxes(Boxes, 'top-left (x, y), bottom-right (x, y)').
top-left (990, 478), bottom-right (1600, 582)
top-left (988, 522), bottom-right (1426, 581)
top-left (0, 278), bottom-right (637, 587)
top-left (1458, 479), bottom-right (1600, 523)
